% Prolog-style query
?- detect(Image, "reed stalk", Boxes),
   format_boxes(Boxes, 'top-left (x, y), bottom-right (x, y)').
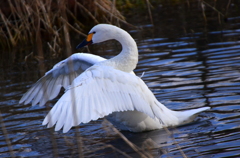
top-left (0, 111), bottom-right (15, 158)
top-left (0, 0), bottom-right (125, 61)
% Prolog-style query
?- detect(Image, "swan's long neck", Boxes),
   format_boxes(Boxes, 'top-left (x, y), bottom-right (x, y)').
top-left (103, 28), bottom-right (138, 73)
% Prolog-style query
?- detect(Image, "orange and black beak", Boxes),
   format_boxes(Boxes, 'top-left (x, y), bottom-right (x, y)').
top-left (76, 33), bottom-right (94, 49)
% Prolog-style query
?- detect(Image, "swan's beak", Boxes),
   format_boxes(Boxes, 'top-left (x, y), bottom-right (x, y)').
top-left (76, 33), bottom-right (93, 49)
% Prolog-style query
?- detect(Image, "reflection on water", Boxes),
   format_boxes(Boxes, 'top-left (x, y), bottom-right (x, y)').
top-left (1, 1), bottom-right (240, 157)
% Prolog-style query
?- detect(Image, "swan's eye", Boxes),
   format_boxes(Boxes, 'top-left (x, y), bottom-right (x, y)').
top-left (93, 31), bottom-right (96, 34)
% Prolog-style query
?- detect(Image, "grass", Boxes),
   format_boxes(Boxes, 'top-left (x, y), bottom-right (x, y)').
top-left (0, 0), bottom-right (126, 62)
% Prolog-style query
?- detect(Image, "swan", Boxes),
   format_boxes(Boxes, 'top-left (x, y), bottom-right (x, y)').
top-left (19, 24), bottom-right (210, 133)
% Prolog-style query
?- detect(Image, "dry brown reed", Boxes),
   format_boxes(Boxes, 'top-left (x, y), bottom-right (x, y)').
top-left (0, 111), bottom-right (16, 158)
top-left (0, 0), bottom-right (125, 62)
top-left (102, 119), bottom-right (155, 158)
top-left (164, 127), bottom-right (188, 158)
top-left (199, 0), bottom-right (226, 24)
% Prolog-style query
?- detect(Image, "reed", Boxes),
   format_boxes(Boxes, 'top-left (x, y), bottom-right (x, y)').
top-left (0, 111), bottom-right (15, 158)
top-left (0, 0), bottom-right (125, 61)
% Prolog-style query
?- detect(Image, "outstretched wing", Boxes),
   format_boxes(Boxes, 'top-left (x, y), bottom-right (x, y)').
top-left (43, 65), bottom-right (171, 133)
top-left (19, 53), bottom-right (106, 106)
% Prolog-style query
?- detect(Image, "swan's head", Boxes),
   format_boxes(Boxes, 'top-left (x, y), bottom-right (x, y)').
top-left (76, 24), bottom-right (122, 49)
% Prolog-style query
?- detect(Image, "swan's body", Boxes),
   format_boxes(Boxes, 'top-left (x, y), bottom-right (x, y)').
top-left (20, 24), bottom-right (210, 133)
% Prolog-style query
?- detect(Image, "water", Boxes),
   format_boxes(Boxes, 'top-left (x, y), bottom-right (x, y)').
top-left (1, 1), bottom-right (240, 157)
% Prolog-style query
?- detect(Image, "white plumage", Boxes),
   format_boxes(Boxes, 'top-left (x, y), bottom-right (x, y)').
top-left (19, 53), bottom-right (105, 107)
top-left (20, 24), bottom-right (210, 133)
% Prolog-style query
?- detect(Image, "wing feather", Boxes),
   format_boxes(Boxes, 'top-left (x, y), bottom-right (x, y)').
top-left (24, 82), bottom-right (42, 104)
top-left (32, 87), bottom-right (44, 106)
top-left (47, 76), bottom-right (62, 100)
top-left (19, 53), bottom-right (106, 106)
top-left (43, 65), bottom-right (163, 132)
top-left (63, 103), bottom-right (74, 132)
top-left (55, 102), bottom-right (68, 130)
top-left (45, 102), bottom-right (62, 127)
top-left (81, 97), bottom-right (88, 123)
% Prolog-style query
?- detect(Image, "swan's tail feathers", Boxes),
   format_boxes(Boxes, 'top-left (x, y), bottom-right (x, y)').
top-left (175, 107), bottom-right (210, 125)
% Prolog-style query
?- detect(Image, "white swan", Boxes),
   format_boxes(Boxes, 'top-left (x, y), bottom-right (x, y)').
top-left (20, 24), bottom-right (210, 133)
